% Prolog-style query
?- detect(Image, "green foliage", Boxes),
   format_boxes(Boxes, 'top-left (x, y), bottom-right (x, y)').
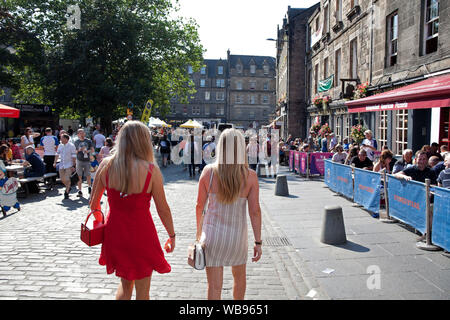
top-left (3, 0), bottom-right (204, 126)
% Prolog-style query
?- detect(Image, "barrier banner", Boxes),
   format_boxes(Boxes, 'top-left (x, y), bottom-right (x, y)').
top-left (333, 162), bottom-right (353, 199)
top-left (431, 186), bottom-right (450, 251)
top-left (299, 152), bottom-right (308, 174)
top-left (289, 151), bottom-right (294, 171)
top-left (310, 153), bottom-right (333, 175)
top-left (354, 168), bottom-right (381, 214)
top-left (324, 160), bottom-right (335, 190)
top-left (294, 151), bottom-right (300, 173)
top-left (387, 175), bottom-right (426, 234)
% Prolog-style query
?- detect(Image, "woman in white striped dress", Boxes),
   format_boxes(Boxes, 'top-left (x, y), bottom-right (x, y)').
top-left (195, 128), bottom-right (262, 300)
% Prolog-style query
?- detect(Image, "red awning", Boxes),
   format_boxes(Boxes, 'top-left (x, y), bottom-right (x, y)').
top-left (0, 104), bottom-right (20, 118)
top-left (345, 74), bottom-right (450, 113)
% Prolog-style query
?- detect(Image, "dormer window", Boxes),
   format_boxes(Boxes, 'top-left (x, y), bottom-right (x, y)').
top-left (263, 64), bottom-right (269, 75)
top-left (250, 64), bottom-right (256, 74)
top-left (218, 66), bottom-right (224, 75)
top-left (236, 64), bottom-right (242, 73)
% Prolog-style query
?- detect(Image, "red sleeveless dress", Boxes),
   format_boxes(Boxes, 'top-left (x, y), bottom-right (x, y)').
top-left (99, 164), bottom-right (171, 280)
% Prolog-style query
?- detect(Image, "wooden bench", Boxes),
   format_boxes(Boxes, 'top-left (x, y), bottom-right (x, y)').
top-left (17, 173), bottom-right (58, 197)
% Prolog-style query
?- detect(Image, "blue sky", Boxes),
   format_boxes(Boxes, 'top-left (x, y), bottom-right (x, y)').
top-left (175, 0), bottom-right (319, 59)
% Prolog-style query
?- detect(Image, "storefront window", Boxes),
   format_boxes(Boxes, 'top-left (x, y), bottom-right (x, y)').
top-left (395, 110), bottom-right (408, 155)
top-left (378, 111), bottom-right (388, 149)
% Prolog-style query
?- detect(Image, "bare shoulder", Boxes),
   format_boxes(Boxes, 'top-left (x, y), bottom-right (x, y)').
top-left (247, 169), bottom-right (258, 185)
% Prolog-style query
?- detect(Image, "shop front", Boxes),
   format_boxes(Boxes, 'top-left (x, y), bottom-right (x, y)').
top-left (345, 74), bottom-right (450, 154)
top-left (11, 104), bottom-right (59, 137)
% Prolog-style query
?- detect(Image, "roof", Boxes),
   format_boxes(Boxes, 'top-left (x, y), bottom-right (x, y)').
top-left (228, 55), bottom-right (276, 71)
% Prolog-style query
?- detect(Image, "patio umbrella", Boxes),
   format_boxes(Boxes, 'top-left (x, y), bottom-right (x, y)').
top-left (180, 119), bottom-right (203, 128)
top-left (148, 117), bottom-right (171, 128)
top-left (0, 104), bottom-right (20, 118)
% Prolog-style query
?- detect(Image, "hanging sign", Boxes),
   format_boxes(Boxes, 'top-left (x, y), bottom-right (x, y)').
top-left (141, 99), bottom-right (153, 123)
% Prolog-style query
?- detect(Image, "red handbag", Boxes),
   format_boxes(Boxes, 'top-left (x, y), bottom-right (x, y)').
top-left (81, 209), bottom-right (106, 246)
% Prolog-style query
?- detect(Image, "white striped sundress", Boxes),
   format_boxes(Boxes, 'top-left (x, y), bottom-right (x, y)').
top-left (201, 193), bottom-right (248, 267)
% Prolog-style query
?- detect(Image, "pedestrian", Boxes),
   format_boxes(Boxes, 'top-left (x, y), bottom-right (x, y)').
top-left (21, 127), bottom-right (39, 150)
top-left (67, 126), bottom-right (74, 137)
top-left (328, 133), bottom-right (337, 152)
top-left (246, 135), bottom-right (259, 171)
top-left (342, 138), bottom-right (350, 152)
top-left (437, 153), bottom-right (450, 189)
top-left (97, 137), bottom-right (114, 163)
top-left (89, 120), bottom-right (175, 300)
top-left (54, 133), bottom-right (77, 199)
top-left (40, 128), bottom-right (59, 181)
top-left (74, 128), bottom-right (94, 197)
top-left (361, 130), bottom-right (378, 161)
top-left (8, 139), bottom-right (21, 160)
top-left (428, 142), bottom-right (443, 161)
top-left (321, 134), bottom-right (329, 152)
top-left (93, 129), bottom-right (106, 154)
top-left (345, 146), bottom-right (359, 165)
top-left (195, 128), bottom-right (262, 300)
top-left (158, 134), bottom-right (171, 168)
top-left (184, 133), bottom-right (200, 178)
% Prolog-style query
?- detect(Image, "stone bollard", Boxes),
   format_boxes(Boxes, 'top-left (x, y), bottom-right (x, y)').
top-left (320, 206), bottom-right (347, 245)
top-left (274, 175), bottom-right (289, 196)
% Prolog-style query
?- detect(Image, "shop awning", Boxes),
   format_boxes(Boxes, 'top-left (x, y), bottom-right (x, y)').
top-left (345, 74), bottom-right (450, 113)
top-left (0, 103), bottom-right (20, 118)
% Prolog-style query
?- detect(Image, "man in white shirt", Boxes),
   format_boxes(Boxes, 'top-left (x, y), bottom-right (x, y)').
top-left (54, 133), bottom-right (77, 199)
top-left (93, 129), bottom-right (106, 153)
top-left (40, 128), bottom-right (59, 181)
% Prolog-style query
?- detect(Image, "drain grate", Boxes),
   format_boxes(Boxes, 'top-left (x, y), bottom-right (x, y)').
top-left (263, 236), bottom-right (292, 247)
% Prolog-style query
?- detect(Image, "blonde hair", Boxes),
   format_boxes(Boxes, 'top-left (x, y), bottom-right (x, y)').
top-left (102, 121), bottom-right (155, 194)
top-left (213, 128), bottom-right (248, 204)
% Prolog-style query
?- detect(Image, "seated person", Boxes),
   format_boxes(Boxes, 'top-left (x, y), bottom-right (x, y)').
top-left (394, 151), bottom-right (437, 184)
top-left (22, 145), bottom-right (46, 178)
top-left (331, 144), bottom-right (347, 164)
top-left (429, 156), bottom-right (445, 178)
top-left (350, 149), bottom-right (373, 170)
top-left (392, 149), bottom-right (413, 174)
top-left (373, 149), bottom-right (394, 173)
top-left (437, 153), bottom-right (450, 189)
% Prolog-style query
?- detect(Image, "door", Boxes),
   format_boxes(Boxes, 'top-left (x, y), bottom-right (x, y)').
top-left (439, 107), bottom-right (450, 149)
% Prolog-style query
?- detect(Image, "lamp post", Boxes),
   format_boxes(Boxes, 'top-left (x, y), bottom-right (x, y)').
top-left (267, 37), bottom-right (289, 140)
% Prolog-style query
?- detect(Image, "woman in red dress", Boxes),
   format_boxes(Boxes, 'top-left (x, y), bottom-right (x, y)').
top-left (89, 120), bottom-right (175, 300)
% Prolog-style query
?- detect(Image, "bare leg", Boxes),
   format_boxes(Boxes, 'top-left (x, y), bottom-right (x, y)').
top-left (116, 278), bottom-right (134, 300)
top-left (231, 264), bottom-right (246, 300)
top-left (135, 276), bottom-right (152, 300)
top-left (206, 266), bottom-right (224, 300)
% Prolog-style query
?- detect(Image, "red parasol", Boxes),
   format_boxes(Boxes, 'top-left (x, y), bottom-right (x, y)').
top-left (0, 104), bottom-right (20, 118)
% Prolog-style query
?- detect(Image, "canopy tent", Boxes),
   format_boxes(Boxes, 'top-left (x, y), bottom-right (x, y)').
top-left (179, 119), bottom-right (203, 128)
top-left (345, 74), bottom-right (450, 113)
top-left (0, 104), bottom-right (20, 118)
top-left (112, 117), bottom-right (127, 124)
top-left (148, 117), bottom-right (171, 128)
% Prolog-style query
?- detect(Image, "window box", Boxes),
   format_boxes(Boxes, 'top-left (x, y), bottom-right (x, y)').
top-left (332, 21), bottom-right (344, 33)
top-left (346, 5), bottom-right (360, 22)
top-left (321, 32), bottom-right (330, 43)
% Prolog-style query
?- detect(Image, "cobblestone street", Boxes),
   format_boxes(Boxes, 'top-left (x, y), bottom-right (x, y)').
top-left (0, 162), bottom-right (310, 300)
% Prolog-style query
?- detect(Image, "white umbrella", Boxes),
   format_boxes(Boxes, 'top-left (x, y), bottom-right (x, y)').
top-left (180, 119), bottom-right (203, 128)
top-left (149, 117), bottom-right (171, 128)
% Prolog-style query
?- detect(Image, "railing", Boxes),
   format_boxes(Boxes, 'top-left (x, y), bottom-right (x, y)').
top-left (322, 159), bottom-right (449, 252)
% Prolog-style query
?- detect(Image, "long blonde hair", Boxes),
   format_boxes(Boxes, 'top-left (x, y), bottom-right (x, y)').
top-left (213, 128), bottom-right (249, 204)
top-left (102, 121), bottom-right (155, 194)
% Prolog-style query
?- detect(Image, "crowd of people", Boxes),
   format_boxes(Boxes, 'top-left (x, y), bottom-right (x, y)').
top-left (0, 123), bottom-right (117, 200)
top-left (280, 127), bottom-right (449, 189)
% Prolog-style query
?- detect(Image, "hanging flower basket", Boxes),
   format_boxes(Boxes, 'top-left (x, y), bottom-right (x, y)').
top-left (319, 123), bottom-right (332, 136)
top-left (312, 95), bottom-right (323, 107)
top-left (310, 122), bottom-right (321, 134)
top-left (353, 82), bottom-right (369, 99)
top-left (351, 124), bottom-right (367, 144)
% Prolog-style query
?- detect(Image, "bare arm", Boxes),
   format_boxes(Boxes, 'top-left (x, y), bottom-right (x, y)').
top-left (89, 159), bottom-right (108, 222)
top-left (150, 166), bottom-right (175, 239)
top-left (195, 166), bottom-right (210, 240)
top-left (247, 170), bottom-right (262, 262)
top-left (394, 171), bottom-right (412, 181)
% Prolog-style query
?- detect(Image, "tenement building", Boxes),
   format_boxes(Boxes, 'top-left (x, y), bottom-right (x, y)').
top-left (305, 0), bottom-right (450, 155)
top-left (165, 51), bottom-right (276, 130)
top-left (274, 4), bottom-right (319, 140)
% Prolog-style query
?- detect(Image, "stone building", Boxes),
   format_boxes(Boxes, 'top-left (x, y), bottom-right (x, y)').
top-left (306, 0), bottom-right (450, 155)
top-left (227, 51), bottom-right (276, 129)
top-left (165, 51), bottom-right (276, 130)
top-left (274, 4), bottom-right (319, 140)
top-left (165, 59), bottom-right (227, 128)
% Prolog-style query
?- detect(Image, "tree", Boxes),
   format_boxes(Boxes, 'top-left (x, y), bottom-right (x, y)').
top-left (5, 0), bottom-right (204, 133)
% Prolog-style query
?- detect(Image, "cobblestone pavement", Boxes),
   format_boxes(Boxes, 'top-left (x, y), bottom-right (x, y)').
top-left (0, 161), bottom-right (312, 300)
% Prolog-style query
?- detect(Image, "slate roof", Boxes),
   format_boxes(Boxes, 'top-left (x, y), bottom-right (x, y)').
top-left (228, 55), bottom-right (276, 71)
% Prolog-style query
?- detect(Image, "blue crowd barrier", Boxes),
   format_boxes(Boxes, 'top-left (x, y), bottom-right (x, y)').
top-left (431, 186), bottom-right (450, 251)
top-left (354, 168), bottom-right (381, 214)
top-left (324, 160), bottom-right (335, 190)
top-left (332, 161), bottom-right (354, 199)
top-left (387, 175), bottom-right (427, 234)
